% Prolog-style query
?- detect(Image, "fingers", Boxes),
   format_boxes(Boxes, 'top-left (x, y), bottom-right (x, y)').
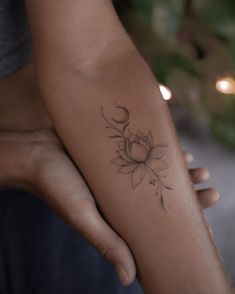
top-left (183, 150), bottom-right (220, 210)
top-left (36, 152), bottom-right (136, 286)
top-left (68, 200), bottom-right (136, 286)
top-left (183, 150), bottom-right (210, 184)
top-left (189, 168), bottom-right (210, 184)
top-left (197, 188), bottom-right (220, 209)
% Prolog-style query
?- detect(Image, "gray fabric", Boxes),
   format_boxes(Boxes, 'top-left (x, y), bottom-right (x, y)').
top-left (0, 0), bottom-right (32, 79)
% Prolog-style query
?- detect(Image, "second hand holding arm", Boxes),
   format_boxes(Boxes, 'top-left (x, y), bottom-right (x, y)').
top-left (0, 128), bottom-right (215, 286)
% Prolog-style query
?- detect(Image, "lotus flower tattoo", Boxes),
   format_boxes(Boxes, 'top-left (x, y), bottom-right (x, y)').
top-left (101, 104), bottom-right (172, 210)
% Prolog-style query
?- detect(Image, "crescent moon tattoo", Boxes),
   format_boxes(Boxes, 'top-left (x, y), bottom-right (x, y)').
top-left (111, 106), bottom-right (130, 124)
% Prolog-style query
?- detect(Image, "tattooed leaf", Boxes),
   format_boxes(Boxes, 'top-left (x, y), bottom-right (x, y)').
top-left (131, 163), bottom-right (147, 189)
top-left (111, 157), bottom-right (129, 166)
top-left (147, 131), bottom-right (153, 146)
top-left (157, 160), bottom-right (169, 172)
top-left (129, 134), bottom-right (136, 142)
top-left (156, 160), bottom-right (169, 172)
top-left (117, 141), bottom-right (125, 150)
top-left (164, 185), bottom-right (172, 190)
top-left (117, 150), bottom-right (134, 163)
top-left (125, 139), bottom-right (132, 158)
top-left (123, 123), bottom-right (130, 134)
top-left (136, 131), bottom-right (145, 138)
top-left (109, 135), bottom-right (122, 138)
top-left (160, 195), bottom-right (166, 211)
top-left (149, 145), bottom-right (168, 159)
top-left (147, 159), bottom-right (169, 172)
top-left (118, 163), bottom-right (138, 174)
top-left (150, 179), bottom-right (157, 185)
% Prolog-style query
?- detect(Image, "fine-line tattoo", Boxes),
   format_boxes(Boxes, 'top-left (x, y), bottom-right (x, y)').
top-left (101, 104), bottom-right (172, 210)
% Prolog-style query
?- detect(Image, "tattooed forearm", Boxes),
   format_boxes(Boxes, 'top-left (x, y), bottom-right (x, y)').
top-left (101, 104), bottom-right (172, 211)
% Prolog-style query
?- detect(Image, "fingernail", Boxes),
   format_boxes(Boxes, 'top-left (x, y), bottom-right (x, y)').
top-left (116, 263), bottom-right (130, 286)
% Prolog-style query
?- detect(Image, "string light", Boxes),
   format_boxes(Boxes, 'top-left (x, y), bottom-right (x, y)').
top-left (159, 84), bottom-right (172, 100)
top-left (216, 77), bottom-right (235, 95)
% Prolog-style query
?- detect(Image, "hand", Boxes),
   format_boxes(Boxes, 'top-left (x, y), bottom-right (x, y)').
top-left (0, 129), bottom-right (219, 286)
top-left (183, 151), bottom-right (220, 209)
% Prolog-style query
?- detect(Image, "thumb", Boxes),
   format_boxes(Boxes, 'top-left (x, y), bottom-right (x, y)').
top-left (34, 151), bottom-right (136, 286)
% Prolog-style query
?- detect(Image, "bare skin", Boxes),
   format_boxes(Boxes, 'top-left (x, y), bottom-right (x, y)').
top-left (0, 62), bottom-right (219, 286)
top-left (23, 1), bottom-right (234, 292)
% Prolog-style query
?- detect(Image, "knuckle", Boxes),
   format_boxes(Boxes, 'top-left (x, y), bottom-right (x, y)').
top-left (66, 212), bottom-right (80, 231)
top-left (96, 236), bottom-right (123, 261)
top-left (97, 244), bottom-right (113, 259)
top-left (65, 198), bottom-right (95, 229)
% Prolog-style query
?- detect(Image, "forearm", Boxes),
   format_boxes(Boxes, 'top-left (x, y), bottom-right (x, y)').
top-left (26, 1), bottom-right (233, 293)
top-left (0, 62), bottom-right (52, 131)
top-left (35, 53), bottom-right (232, 293)
top-left (25, 0), bottom-right (134, 75)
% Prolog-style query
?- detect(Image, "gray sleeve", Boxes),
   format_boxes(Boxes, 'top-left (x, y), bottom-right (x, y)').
top-left (0, 0), bottom-right (32, 79)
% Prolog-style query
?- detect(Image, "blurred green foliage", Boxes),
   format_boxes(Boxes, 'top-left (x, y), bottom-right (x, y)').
top-left (193, 0), bottom-right (235, 39)
top-left (114, 0), bottom-right (235, 150)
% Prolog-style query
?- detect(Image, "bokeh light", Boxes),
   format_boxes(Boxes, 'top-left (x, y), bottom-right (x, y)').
top-left (216, 77), bottom-right (235, 95)
top-left (159, 84), bottom-right (172, 100)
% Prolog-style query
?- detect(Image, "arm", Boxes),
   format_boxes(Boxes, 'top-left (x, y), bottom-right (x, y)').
top-left (0, 63), bottom-right (217, 287)
top-left (25, 1), bottom-right (233, 293)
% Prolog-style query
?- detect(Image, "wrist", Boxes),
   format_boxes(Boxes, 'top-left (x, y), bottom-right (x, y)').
top-left (0, 130), bottom-right (56, 192)
top-left (0, 133), bottom-right (31, 188)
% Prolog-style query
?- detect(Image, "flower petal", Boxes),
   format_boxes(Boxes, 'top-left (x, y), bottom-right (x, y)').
top-left (131, 163), bottom-right (146, 189)
top-left (146, 158), bottom-right (169, 172)
top-left (137, 131), bottom-right (151, 149)
top-left (111, 157), bottom-right (129, 166)
top-left (136, 131), bottom-right (145, 138)
top-left (126, 139), bottom-right (132, 159)
top-left (118, 163), bottom-right (138, 174)
top-left (149, 145), bottom-right (168, 159)
top-left (117, 150), bottom-right (134, 162)
top-left (139, 137), bottom-right (149, 151)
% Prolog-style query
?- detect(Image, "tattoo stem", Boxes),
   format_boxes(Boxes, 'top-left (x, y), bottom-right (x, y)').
top-left (146, 164), bottom-right (167, 211)
top-left (101, 107), bottom-right (124, 138)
